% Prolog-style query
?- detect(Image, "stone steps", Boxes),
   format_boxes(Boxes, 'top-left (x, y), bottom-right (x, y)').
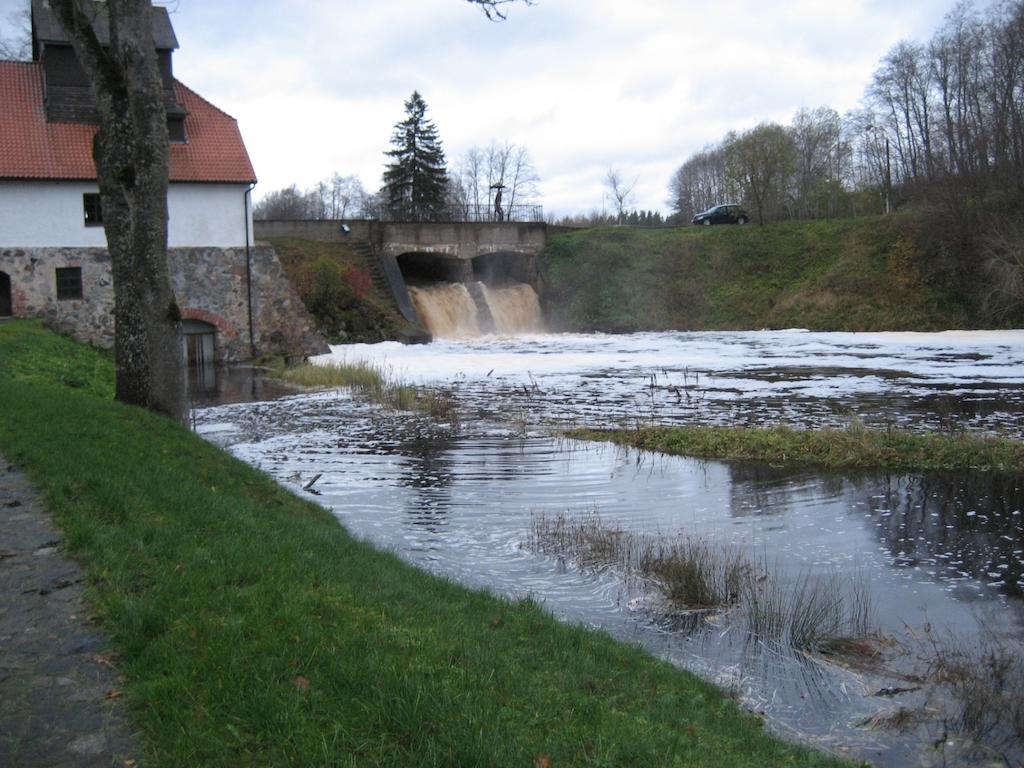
top-left (350, 241), bottom-right (391, 298)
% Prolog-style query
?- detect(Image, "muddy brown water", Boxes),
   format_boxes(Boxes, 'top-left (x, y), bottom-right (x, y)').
top-left (194, 330), bottom-right (1024, 767)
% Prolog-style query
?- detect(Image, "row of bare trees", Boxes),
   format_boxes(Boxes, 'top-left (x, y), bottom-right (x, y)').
top-left (252, 174), bottom-right (375, 221)
top-left (669, 0), bottom-right (1024, 225)
top-left (868, 0), bottom-right (1024, 195)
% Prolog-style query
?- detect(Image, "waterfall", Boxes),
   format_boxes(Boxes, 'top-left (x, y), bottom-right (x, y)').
top-left (480, 283), bottom-right (544, 335)
top-left (409, 281), bottom-right (544, 338)
top-left (408, 283), bottom-right (481, 338)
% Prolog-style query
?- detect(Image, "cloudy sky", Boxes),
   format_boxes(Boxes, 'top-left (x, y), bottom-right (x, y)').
top-left (2, 0), bottom-right (951, 215)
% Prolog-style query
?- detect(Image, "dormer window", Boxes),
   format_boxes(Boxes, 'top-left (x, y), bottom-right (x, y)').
top-left (83, 193), bottom-right (103, 226)
top-left (32, 0), bottom-right (186, 126)
top-left (168, 116), bottom-right (187, 143)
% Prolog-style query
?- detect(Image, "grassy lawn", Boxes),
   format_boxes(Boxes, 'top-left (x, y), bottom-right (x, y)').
top-left (0, 320), bottom-right (851, 767)
top-left (570, 424), bottom-right (1024, 473)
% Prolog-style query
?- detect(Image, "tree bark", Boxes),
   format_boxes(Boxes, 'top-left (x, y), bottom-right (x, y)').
top-left (49, 0), bottom-right (186, 423)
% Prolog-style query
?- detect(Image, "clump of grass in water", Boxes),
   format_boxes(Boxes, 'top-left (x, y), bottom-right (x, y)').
top-left (275, 359), bottom-right (460, 426)
top-left (921, 625), bottom-right (1024, 750)
top-left (529, 512), bottom-right (877, 653)
top-left (276, 358), bottom-right (386, 393)
top-left (639, 537), bottom-right (747, 610)
top-left (741, 564), bottom-right (875, 653)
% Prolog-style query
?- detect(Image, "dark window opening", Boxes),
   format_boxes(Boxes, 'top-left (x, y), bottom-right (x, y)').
top-left (168, 116), bottom-right (187, 143)
top-left (83, 193), bottom-right (103, 226)
top-left (56, 267), bottom-right (83, 300)
top-left (0, 271), bottom-right (12, 317)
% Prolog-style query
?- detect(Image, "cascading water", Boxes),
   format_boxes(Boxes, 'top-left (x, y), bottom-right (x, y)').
top-left (407, 283), bottom-right (481, 338)
top-left (480, 283), bottom-right (544, 334)
top-left (410, 281), bottom-right (544, 338)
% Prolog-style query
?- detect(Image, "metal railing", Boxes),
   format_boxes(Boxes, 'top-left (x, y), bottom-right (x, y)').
top-left (376, 204), bottom-right (544, 224)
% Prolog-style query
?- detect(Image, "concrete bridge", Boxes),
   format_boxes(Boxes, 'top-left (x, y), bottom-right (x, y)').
top-left (253, 218), bottom-right (550, 336)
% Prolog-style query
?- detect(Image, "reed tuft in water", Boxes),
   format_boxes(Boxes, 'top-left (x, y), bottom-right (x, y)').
top-left (273, 359), bottom-right (460, 426)
top-left (921, 625), bottom-right (1024, 749)
top-left (528, 512), bottom-right (878, 653)
top-left (275, 358), bottom-right (385, 392)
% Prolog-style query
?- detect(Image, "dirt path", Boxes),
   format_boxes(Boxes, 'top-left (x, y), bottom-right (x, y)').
top-left (0, 458), bottom-right (141, 767)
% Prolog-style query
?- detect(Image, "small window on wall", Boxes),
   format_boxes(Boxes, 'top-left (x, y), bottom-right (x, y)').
top-left (56, 267), bottom-right (83, 300)
top-left (83, 193), bottom-right (103, 226)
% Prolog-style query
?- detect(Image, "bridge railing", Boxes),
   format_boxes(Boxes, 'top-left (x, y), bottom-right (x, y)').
top-left (376, 204), bottom-right (544, 224)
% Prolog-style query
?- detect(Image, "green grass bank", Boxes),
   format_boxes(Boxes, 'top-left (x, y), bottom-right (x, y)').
top-left (570, 424), bottom-right (1024, 473)
top-left (0, 320), bottom-right (850, 767)
top-left (541, 216), bottom-right (999, 333)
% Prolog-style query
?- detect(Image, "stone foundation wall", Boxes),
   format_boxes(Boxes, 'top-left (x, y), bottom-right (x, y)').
top-left (0, 248), bottom-right (115, 345)
top-left (0, 245), bottom-right (327, 361)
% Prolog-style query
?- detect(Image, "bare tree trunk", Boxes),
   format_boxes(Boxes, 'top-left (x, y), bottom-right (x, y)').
top-left (49, 0), bottom-right (186, 423)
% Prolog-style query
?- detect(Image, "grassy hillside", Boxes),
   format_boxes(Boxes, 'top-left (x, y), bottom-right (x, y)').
top-left (541, 216), bottom-right (989, 332)
top-left (267, 237), bottom-right (405, 343)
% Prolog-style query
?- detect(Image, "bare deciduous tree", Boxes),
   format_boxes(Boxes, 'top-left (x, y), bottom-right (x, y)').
top-left (451, 140), bottom-right (540, 220)
top-left (0, 7), bottom-right (31, 60)
top-left (724, 123), bottom-right (795, 226)
top-left (50, 0), bottom-right (186, 422)
top-left (789, 106), bottom-right (847, 219)
top-left (466, 0), bottom-right (534, 21)
top-left (668, 145), bottom-right (731, 222)
top-left (605, 168), bottom-right (638, 224)
top-left (254, 175), bottom-right (372, 221)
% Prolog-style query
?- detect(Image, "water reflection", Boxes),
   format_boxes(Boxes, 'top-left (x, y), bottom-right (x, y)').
top-left (867, 472), bottom-right (1024, 599)
top-left (726, 463), bottom-right (807, 517)
top-left (187, 365), bottom-right (299, 407)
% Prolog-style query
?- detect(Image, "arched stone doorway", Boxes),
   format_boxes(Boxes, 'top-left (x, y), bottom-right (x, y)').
top-left (183, 319), bottom-right (217, 393)
top-left (0, 271), bottom-right (11, 317)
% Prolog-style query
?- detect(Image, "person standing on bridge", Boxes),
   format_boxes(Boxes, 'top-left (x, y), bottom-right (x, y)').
top-left (491, 182), bottom-right (506, 222)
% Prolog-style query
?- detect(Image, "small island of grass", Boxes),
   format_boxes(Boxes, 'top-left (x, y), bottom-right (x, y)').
top-left (568, 424), bottom-right (1024, 473)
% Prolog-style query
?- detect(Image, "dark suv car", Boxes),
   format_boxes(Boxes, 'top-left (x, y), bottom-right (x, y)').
top-left (692, 204), bottom-right (749, 226)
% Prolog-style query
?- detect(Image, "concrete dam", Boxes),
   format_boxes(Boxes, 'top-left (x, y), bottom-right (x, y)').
top-left (254, 219), bottom-right (548, 340)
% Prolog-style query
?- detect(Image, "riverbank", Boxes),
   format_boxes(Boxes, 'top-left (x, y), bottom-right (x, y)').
top-left (0, 320), bottom-right (850, 767)
top-left (540, 216), bottom-right (1014, 333)
top-left (570, 424), bottom-right (1024, 473)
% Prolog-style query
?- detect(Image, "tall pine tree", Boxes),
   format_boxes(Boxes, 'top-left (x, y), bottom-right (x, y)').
top-left (382, 92), bottom-right (449, 221)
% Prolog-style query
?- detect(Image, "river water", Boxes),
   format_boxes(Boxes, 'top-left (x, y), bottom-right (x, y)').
top-left (196, 330), bottom-right (1024, 767)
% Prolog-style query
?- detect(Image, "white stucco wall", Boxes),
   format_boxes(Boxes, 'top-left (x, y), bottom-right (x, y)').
top-left (0, 181), bottom-right (254, 248)
top-left (168, 183), bottom-right (254, 248)
top-left (0, 182), bottom-right (107, 248)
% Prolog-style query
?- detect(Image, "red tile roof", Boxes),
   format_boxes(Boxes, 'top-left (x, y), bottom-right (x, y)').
top-left (0, 60), bottom-right (256, 184)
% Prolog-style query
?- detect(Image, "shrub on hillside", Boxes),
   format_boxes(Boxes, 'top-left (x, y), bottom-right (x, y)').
top-left (306, 257), bottom-right (355, 338)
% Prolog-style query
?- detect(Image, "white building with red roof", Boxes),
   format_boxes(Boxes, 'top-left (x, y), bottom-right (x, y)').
top-left (0, 2), bottom-right (324, 369)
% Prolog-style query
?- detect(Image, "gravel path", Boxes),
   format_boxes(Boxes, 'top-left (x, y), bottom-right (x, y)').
top-left (0, 458), bottom-right (142, 767)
